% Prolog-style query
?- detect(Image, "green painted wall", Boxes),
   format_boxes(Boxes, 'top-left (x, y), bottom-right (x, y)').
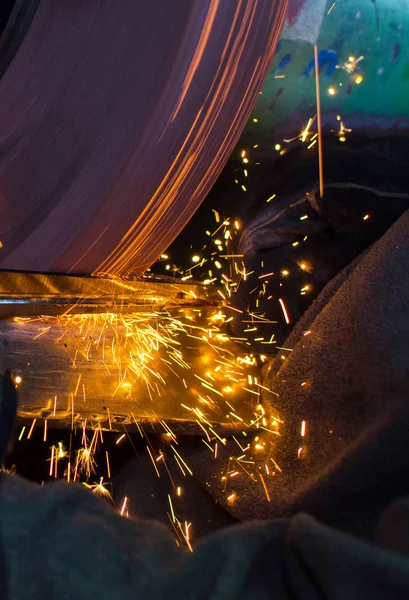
top-left (240, 0), bottom-right (409, 149)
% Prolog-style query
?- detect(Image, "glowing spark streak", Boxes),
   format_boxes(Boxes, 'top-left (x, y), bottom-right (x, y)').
top-left (243, 387), bottom-right (260, 396)
top-left (53, 395), bottom-right (57, 416)
top-left (279, 298), bottom-right (290, 324)
top-left (314, 43), bottom-right (324, 198)
top-left (171, 445), bottom-right (193, 476)
top-left (196, 420), bottom-right (211, 441)
top-left (271, 458), bottom-right (282, 473)
top-left (255, 383), bottom-right (280, 397)
top-left (71, 393), bottom-right (74, 431)
top-left (301, 116), bottom-right (315, 143)
top-left (18, 426), bottom-right (25, 441)
top-left (116, 434), bottom-right (126, 445)
top-left (33, 326), bottom-right (51, 339)
top-left (260, 426), bottom-right (280, 436)
top-left (301, 421), bottom-right (306, 437)
top-left (49, 446), bottom-right (55, 476)
top-left (209, 427), bottom-right (226, 445)
top-left (120, 497), bottom-right (128, 516)
top-left (233, 458), bottom-right (257, 482)
top-left (225, 305), bottom-right (243, 314)
top-left (106, 451), bottom-right (111, 479)
top-left (202, 439), bottom-right (215, 454)
top-left (232, 436), bottom-right (245, 452)
top-left (259, 473), bottom-right (271, 502)
top-left (145, 445), bottom-right (161, 478)
top-left (259, 272), bottom-right (274, 279)
top-left (43, 419), bottom-right (48, 442)
top-left (174, 456), bottom-right (186, 476)
top-left (27, 419), bottom-right (36, 439)
top-left (327, 1), bottom-right (336, 13)
top-left (160, 420), bottom-right (178, 444)
top-left (74, 373), bottom-right (82, 396)
top-left (220, 254), bottom-right (244, 258)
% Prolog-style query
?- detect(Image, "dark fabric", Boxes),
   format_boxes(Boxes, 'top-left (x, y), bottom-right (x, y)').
top-left (1, 473), bottom-right (409, 598)
top-left (185, 208), bottom-right (409, 542)
top-left (230, 136), bottom-right (409, 351)
top-left (0, 372), bottom-right (16, 464)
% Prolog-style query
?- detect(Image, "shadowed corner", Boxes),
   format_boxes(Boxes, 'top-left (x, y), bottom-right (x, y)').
top-left (0, 369), bottom-right (17, 600)
top-left (0, 370), bottom-right (17, 464)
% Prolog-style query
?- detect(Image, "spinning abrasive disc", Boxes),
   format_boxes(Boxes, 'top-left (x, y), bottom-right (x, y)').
top-left (0, 0), bottom-right (287, 276)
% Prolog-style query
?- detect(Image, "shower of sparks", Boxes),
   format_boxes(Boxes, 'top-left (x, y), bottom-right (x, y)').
top-left (84, 478), bottom-right (114, 503)
top-left (74, 445), bottom-right (96, 480)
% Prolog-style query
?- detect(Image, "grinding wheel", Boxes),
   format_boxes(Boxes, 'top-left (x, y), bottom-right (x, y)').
top-left (0, 0), bottom-right (287, 276)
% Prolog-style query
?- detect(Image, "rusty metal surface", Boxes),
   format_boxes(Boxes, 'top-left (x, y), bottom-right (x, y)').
top-left (0, 307), bottom-right (260, 433)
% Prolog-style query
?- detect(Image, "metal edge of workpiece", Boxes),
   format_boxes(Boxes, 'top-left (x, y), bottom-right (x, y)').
top-left (16, 413), bottom-right (255, 437)
top-left (0, 271), bottom-right (223, 316)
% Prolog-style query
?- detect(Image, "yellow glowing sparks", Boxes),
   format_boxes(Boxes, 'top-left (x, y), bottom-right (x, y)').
top-left (120, 496), bottom-right (128, 516)
top-left (363, 214), bottom-right (370, 221)
top-left (355, 75), bottom-right (363, 85)
top-left (301, 116), bottom-right (315, 143)
top-left (168, 494), bottom-right (176, 522)
top-left (328, 87), bottom-right (336, 96)
top-left (259, 473), bottom-right (271, 502)
top-left (27, 418), bottom-right (36, 440)
top-left (75, 446), bottom-right (96, 479)
top-left (279, 298), bottom-right (290, 324)
top-left (14, 375), bottom-right (22, 385)
top-left (301, 421), bottom-right (307, 437)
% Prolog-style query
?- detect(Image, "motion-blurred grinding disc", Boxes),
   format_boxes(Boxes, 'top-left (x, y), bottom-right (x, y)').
top-left (0, 0), bottom-right (287, 276)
